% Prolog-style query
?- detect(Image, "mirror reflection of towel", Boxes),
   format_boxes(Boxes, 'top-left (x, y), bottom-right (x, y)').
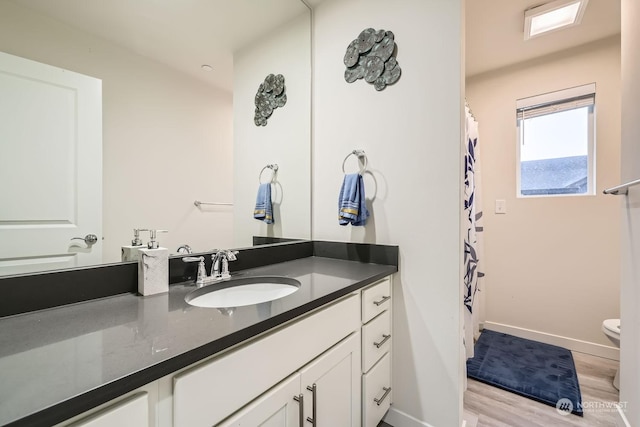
top-left (254, 183), bottom-right (274, 224)
top-left (338, 173), bottom-right (369, 226)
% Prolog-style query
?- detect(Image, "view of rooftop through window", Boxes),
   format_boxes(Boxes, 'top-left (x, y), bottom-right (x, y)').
top-left (517, 92), bottom-right (594, 196)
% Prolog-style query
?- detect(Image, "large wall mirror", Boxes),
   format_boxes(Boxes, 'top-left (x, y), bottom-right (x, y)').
top-left (0, 0), bottom-right (311, 276)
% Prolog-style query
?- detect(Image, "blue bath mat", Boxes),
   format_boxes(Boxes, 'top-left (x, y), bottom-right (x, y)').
top-left (467, 330), bottom-right (583, 416)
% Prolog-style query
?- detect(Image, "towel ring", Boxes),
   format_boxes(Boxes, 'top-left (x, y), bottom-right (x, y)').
top-left (342, 150), bottom-right (368, 174)
top-left (259, 164), bottom-right (279, 184)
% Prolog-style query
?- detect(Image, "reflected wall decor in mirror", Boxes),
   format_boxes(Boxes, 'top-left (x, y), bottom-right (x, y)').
top-left (0, 0), bottom-right (311, 276)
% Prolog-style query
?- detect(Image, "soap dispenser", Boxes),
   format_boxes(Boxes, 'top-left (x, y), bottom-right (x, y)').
top-left (138, 229), bottom-right (169, 296)
top-left (121, 228), bottom-right (148, 262)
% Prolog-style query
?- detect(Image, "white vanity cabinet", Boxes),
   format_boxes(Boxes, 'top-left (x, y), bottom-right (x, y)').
top-left (219, 332), bottom-right (361, 427)
top-left (217, 373), bottom-right (302, 427)
top-left (298, 332), bottom-right (361, 426)
top-left (51, 274), bottom-right (395, 427)
top-left (173, 293), bottom-right (361, 427)
top-left (360, 277), bottom-right (393, 427)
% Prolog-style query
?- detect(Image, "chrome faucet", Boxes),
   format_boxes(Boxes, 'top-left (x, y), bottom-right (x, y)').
top-left (177, 244), bottom-right (192, 254)
top-left (211, 249), bottom-right (239, 280)
top-left (182, 250), bottom-right (239, 287)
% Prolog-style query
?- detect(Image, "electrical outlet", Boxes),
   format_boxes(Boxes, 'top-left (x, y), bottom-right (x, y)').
top-left (495, 199), bottom-right (507, 214)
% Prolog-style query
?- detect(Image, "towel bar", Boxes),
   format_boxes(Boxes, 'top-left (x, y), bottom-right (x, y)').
top-left (194, 201), bottom-right (233, 207)
top-left (603, 178), bottom-right (640, 195)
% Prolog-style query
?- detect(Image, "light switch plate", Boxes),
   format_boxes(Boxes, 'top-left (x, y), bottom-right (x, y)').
top-left (495, 199), bottom-right (507, 214)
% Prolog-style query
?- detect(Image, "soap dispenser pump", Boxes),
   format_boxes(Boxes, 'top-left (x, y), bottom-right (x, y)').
top-left (146, 229), bottom-right (167, 249)
top-left (138, 229), bottom-right (169, 296)
top-left (121, 228), bottom-right (148, 262)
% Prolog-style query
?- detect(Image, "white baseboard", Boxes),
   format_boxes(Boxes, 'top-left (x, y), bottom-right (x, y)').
top-left (462, 410), bottom-right (478, 427)
top-left (616, 404), bottom-right (631, 427)
top-left (383, 407), bottom-right (435, 427)
top-left (483, 321), bottom-right (620, 361)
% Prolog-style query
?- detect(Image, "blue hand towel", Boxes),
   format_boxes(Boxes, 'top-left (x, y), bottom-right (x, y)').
top-left (338, 173), bottom-right (369, 226)
top-left (254, 183), bottom-right (274, 224)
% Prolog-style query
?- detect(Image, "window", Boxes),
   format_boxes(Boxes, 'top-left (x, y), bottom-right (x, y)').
top-left (516, 84), bottom-right (595, 197)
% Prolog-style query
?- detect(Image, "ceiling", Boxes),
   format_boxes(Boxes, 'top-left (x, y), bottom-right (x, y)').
top-left (466, 0), bottom-right (621, 78)
top-left (11, 0), bottom-right (309, 92)
top-left (11, 0), bottom-right (620, 86)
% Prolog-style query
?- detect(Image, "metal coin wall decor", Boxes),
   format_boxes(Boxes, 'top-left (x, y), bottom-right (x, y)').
top-left (343, 28), bottom-right (401, 91)
top-left (254, 74), bottom-right (287, 126)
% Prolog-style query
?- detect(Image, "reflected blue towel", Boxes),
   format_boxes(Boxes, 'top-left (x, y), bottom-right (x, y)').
top-left (338, 173), bottom-right (369, 226)
top-left (254, 183), bottom-right (274, 224)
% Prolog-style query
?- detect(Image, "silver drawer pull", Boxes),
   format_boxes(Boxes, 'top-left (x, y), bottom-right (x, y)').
top-left (306, 383), bottom-right (316, 426)
top-left (373, 295), bottom-right (391, 306)
top-left (373, 387), bottom-right (392, 406)
top-left (374, 334), bottom-right (391, 348)
top-left (293, 394), bottom-right (304, 427)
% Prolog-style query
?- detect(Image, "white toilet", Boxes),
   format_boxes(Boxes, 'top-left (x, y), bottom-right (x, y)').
top-left (602, 318), bottom-right (621, 390)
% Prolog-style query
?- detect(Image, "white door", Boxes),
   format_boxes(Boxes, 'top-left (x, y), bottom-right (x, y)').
top-left (299, 333), bottom-right (361, 427)
top-left (217, 373), bottom-right (302, 427)
top-left (0, 51), bottom-right (102, 275)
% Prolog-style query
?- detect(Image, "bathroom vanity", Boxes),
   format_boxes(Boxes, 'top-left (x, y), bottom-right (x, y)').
top-left (0, 241), bottom-right (397, 427)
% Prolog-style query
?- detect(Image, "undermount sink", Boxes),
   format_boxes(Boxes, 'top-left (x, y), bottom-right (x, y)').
top-left (185, 276), bottom-right (301, 308)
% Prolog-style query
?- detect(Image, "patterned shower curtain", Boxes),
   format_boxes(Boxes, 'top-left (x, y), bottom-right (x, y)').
top-left (463, 104), bottom-right (484, 360)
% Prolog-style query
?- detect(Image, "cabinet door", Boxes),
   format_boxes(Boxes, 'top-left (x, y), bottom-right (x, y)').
top-left (218, 373), bottom-right (302, 427)
top-left (299, 332), bottom-right (361, 427)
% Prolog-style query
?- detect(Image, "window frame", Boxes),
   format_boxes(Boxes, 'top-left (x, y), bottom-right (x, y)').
top-left (515, 83), bottom-right (596, 198)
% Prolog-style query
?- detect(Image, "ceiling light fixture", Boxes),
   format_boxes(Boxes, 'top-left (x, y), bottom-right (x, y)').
top-left (524, 0), bottom-right (589, 40)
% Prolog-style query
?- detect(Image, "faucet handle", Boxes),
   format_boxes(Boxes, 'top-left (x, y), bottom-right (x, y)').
top-left (226, 250), bottom-right (239, 261)
top-left (182, 256), bottom-right (206, 287)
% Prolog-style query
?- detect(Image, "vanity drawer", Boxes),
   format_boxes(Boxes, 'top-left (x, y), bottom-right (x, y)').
top-left (361, 278), bottom-right (391, 323)
top-left (362, 352), bottom-right (392, 427)
top-left (362, 310), bottom-right (391, 373)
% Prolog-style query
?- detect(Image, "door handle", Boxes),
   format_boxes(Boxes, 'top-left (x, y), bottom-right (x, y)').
top-left (71, 234), bottom-right (98, 246)
top-left (374, 334), bottom-right (391, 348)
top-left (293, 394), bottom-right (304, 427)
top-left (306, 383), bottom-right (316, 426)
top-left (373, 387), bottom-right (392, 406)
top-left (373, 295), bottom-right (391, 306)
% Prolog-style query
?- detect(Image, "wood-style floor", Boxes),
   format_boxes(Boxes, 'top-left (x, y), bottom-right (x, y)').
top-left (464, 351), bottom-right (620, 427)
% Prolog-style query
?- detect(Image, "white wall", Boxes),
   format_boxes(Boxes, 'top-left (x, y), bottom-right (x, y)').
top-left (466, 37), bottom-right (621, 356)
top-left (233, 12), bottom-right (311, 247)
top-left (0, 1), bottom-right (234, 262)
top-left (620, 0), bottom-right (640, 424)
top-left (312, 0), bottom-right (463, 425)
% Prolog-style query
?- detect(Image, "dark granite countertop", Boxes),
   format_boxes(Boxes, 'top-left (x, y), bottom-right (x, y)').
top-left (0, 256), bottom-right (396, 427)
